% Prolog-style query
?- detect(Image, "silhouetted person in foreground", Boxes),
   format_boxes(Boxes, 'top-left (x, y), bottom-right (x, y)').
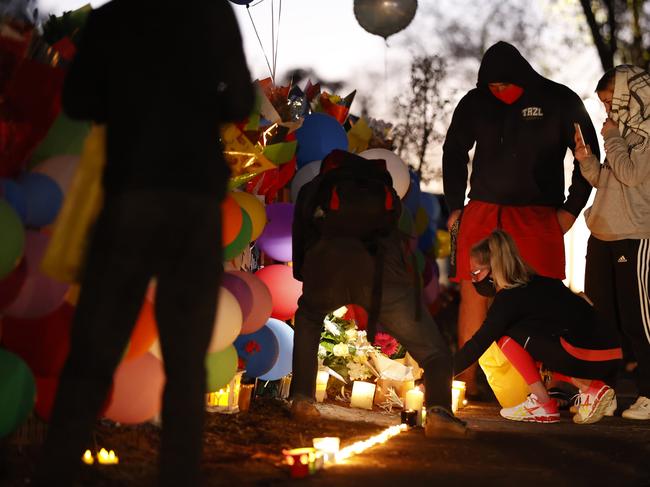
top-left (33, 1), bottom-right (254, 486)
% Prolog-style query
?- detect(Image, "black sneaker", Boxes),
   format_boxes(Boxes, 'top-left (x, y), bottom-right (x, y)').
top-left (425, 406), bottom-right (472, 439)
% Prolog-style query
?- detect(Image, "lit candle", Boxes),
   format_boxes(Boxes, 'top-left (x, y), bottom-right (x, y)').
top-left (350, 381), bottom-right (376, 410)
top-left (312, 437), bottom-right (340, 463)
top-left (452, 380), bottom-right (466, 413)
top-left (82, 450), bottom-right (94, 465)
top-left (315, 370), bottom-right (329, 403)
top-left (405, 388), bottom-right (424, 425)
top-left (283, 447), bottom-right (315, 478)
top-left (96, 448), bottom-right (119, 465)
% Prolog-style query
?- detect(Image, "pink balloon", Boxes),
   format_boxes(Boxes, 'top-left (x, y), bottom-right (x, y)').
top-left (255, 264), bottom-right (302, 321)
top-left (229, 271), bottom-right (272, 334)
top-left (4, 231), bottom-right (68, 319)
top-left (104, 352), bottom-right (164, 424)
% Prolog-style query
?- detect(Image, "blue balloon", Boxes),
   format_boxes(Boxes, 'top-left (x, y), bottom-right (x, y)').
top-left (0, 179), bottom-right (27, 223)
top-left (295, 113), bottom-right (348, 168)
top-left (235, 325), bottom-right (279, 378)
top-left (418, 227), bottom-right (436, 254)
top-left (258, 318), bottom-right (294, 381)
top-left (420, 192), bottom-right (441, 229)
top-left (229, 0), bottom-right (254, 4)
top-left (403, 169), bottom-right (422, 215)
top-left (18, 173), bottom-right (63, 227)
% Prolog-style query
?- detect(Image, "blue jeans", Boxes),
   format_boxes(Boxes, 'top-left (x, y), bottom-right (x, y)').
top-left (34, 190), bottom-right (222, 487)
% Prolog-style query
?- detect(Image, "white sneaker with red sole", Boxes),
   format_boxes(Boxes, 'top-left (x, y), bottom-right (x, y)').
top-left (573, 384), bottom-right (615, 424)
top-left (500, 394), bottom-right (560, 423)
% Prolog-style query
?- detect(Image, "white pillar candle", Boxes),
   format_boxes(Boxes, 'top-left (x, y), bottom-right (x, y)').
top-left (452, 380), bottom-right (466, 413)
top-left (350, 381), bottom-right (376, 410)
top-left (404, 388), bottom-right (424, 411)
top-left (315, 370), bottom-right (329, 403)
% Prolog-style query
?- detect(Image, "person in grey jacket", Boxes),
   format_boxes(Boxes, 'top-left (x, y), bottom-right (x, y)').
top-left (574, 64), bottom-right (650, 421)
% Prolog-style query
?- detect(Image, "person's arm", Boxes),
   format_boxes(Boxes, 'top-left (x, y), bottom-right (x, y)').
top-left (61, 11), bottom-right (108, 122)
top-left (562, 93), bottom-right (598, 218)
top-left (292, 180), bottom-right (318, 282)
top-left (573, 121), bottom-right (602, 187)
top-left (602, 121), bottom-right (650, 187)
top-left (442, 94), bottom-right (475, 219)
top-left (206, 1), bottom-right (255, 122)
top-left (453, 295), bottom-right (513, 375)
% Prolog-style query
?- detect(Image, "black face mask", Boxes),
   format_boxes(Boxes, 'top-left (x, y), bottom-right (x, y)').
top-left (473, 273), bottom-right (497, 297)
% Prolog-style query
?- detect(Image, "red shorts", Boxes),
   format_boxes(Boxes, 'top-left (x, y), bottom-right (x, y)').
top-left (451, 201), bottom-right (565, 282)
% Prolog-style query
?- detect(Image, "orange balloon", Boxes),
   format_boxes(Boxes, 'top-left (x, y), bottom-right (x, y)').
top-left (124, 299), bottom-right (158, 361)
top-left (221, 194), bottom-right (243, 246)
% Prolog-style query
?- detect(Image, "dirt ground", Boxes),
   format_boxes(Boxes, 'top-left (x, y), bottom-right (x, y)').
top-left (3, 394), bottom-right (650, 487)
top-left (1, 397), bottom-right (395, 486)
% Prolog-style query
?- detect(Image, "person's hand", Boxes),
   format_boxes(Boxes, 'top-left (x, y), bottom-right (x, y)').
top-left (601, 117), bottom-right (617, 136)
top-left (573, 127), bottom-right (592, 163)
top-left (447, 209), bottom-right (462, 231)
top-left (556, 208), bottom-right (576, 234)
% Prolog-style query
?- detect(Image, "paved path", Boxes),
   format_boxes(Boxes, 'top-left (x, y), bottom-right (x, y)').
top-left (289, 402), bottom-right (650, 487)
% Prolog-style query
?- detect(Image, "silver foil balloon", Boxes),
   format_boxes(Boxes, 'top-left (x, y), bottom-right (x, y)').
top-left (354, 0), bottom-right (418, 39)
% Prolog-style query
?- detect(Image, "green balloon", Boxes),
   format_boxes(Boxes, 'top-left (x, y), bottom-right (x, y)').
top-left (223, 208), bottom-right (252, 261)
top-left (205, 345), bottom-right (238, 392)
top-left (29, 114), bottom-right (90, 167)
top-left (0, 200), bottom-right (25, 279)
top-left (398, 206), bottom-right (415, 237)
top-left (0, 349), bottom-right (36, 438)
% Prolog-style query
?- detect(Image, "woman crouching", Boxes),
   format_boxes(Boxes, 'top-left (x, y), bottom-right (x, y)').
top-left (454, 229), bottom-right (621, 424)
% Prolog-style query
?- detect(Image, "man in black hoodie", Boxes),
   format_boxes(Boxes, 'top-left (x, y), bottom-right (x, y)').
top-left (33, 1), bottom-right (254, 486)
top-left (442, 41), bottom-right (598, 397)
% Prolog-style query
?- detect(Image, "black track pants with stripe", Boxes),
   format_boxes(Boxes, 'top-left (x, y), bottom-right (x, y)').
top-left (585, 236), bottom-right (650, 396)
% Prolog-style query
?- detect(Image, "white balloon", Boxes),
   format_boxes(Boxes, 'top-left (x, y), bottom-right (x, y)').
top-left (207, 287), bottom-right (243, 353)
top-left (32, 155), bottom-right (80, 195)
top-left (290, 159), bottom-right (321, 202)
top-left (359, 148), bottom-right (410, 198)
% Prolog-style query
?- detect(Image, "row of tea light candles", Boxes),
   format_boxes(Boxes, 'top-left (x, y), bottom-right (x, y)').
top-left (284, 380), bottom-right (467, 478)
top-left (284, 425), bottom-right (408, 478)
top-left (82, 448), bottom-right (119, 465)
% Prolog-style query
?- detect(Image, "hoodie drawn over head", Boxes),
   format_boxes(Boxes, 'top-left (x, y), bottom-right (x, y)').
top-left (442, 41), bottom-right (597, 216)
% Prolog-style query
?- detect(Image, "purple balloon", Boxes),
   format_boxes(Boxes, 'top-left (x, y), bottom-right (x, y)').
top-left (221, 272), bottom-right (254, 328)
top-left (256, 203), bottom-right (294, 262)
top-left (4, 231), bottom-right (69, 319)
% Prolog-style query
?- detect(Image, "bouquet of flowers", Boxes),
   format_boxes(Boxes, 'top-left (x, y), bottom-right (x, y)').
top-left (318, 311), bottom-right (377, 382)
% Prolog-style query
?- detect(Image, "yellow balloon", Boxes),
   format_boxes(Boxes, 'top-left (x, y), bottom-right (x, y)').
top-left (231, 191), bottom-right (267, 241)
top-left (436, 229), bottom-right (451, 259)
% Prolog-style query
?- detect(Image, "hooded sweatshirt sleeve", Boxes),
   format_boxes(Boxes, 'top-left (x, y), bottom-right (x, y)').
top-left (442, 93), bottom-right (476, 213)
top-left (563, 92), bottom-right (598, 216)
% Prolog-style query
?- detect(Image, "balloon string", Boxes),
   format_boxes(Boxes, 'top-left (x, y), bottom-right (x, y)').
top-left (247, 5), bottom-right (274, 82)
top-left (384, 40), bottom-right (389, 110)
top-left (273, 0), bottom-right (282, 83)
top-left (271, 0), bottom-right (275, 84)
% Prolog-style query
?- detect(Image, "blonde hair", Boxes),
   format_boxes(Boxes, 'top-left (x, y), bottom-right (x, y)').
top-left (470, 230), bottom-right (535, 289)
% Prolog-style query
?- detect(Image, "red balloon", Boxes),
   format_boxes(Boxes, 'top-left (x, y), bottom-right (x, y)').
top-left (35, 375), bottom-right (113, 422)
top-left (1, 302), bottom-right (74, 376)
top-left (255, 264), bottom-right (302, 321)
top-left (0, 257), bottom-right (27, 309)
top-left (343, 304), bottom-right (368, 330)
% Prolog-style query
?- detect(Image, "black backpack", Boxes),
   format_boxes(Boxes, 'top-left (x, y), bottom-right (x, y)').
top-left (310, 150), bottom-right (399, 245)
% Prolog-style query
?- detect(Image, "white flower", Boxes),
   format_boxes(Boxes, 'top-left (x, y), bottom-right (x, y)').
top-left (332, 306), bottom-right (348, 318)
top-left (345, 328), bottom-right (358, 340)
top-left (323, 319), bottom-right (341, 336)
top-left (332, 343), bottom-right (350, 357)
top-left (318, 345), bottom-right (327, 358)
top-left (348, 362), bottom-right (372, 381)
